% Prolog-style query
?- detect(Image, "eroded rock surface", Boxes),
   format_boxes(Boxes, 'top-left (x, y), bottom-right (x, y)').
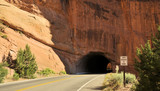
top-left (1, 0), bottom-right (159, 73)
top-left (0, 0), bottom-right (65, 73)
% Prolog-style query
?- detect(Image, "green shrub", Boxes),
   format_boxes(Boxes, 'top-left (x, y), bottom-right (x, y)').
top-left (125, 73), bottom-right (136, 84)
top-left (27, 75), bottom-right (36, 79)
top-left (0, 31), bottom-right (7, 39)
top-left (134, 27), bottom-right (160, 91)
top-left (0, 20), bottom-right (9, 28)
top-left (13, 72), bottom-right (19, 80)
top-left (59, 71), bottom-right (66, 75)
top-left (15, 44), bottom-right (38, 79)
top-left (130, 81), bottom-right (138, 91)
top-left (103, 73), bottom-right (136, 91)
top-left (0, 64), bottom-right (8, 83)
top-left (1, 35), bottom-right (7, 39)
top-left (103, 73), bottom-right (123, 91)
top-left (37, 68), bottom-right (55, 76)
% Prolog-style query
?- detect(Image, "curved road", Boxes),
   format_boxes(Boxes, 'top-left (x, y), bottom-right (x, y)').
top-left (0, 74), bottom-right (105, 91)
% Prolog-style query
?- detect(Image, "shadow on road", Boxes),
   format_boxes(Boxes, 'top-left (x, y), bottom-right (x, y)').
top-left (86, 86), bottom-right (106, 90)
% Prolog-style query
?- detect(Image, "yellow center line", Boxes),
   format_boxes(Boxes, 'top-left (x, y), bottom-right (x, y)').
top-left (16, 75), bottom-right (82, 91)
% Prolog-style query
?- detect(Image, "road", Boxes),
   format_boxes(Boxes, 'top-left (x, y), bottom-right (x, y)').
top-left (0, 74), bottom-right (105, 91)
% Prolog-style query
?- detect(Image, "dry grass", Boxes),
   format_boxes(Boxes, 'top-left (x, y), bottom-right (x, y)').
top-left (103, 73), bottom-right (136, 91)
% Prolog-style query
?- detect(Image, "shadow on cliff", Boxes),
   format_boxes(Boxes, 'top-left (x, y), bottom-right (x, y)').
top-left (34, 0), bottom-right (160, 75)
top-left (35, 0), bottom-right (114, 74)
top-left (32, 0), bottom-right (73, 73)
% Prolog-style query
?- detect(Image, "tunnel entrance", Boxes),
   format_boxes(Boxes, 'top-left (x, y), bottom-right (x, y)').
top-left (76, 52), bottom-right (112, 74)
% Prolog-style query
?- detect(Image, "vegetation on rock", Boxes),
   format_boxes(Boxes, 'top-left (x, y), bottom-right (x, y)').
top-left (59, 71), bottom-right (66, 75)
top-left (0, 63), bottom-right (8, 83)
top-left (13, 72), bottom-right (19, 80)
top-left (0, 31), bottom-right (8, 39)
top-left (14, 44), bottom-right (38, 79)
top-left (0, 21), bottom-right (8, 39)
top-left (1, 34), bottom-right (8, 39)
top-left (37, 68), bottom-right (55, 76)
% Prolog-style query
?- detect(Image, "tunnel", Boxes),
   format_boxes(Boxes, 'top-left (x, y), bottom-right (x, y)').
top-left (76, 52), bottom-right (112, 74)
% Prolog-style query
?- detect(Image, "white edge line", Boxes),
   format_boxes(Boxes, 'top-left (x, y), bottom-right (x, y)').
top-left (77, 75), bottom-right (102, 91)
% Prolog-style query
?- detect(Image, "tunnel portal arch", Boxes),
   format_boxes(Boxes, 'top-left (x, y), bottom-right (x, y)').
top-left (76, 52), bottom-right (112, 74)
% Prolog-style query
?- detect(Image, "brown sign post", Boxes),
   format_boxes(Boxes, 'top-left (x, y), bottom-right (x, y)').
top-left (120, 56), bottom-right (128, 87)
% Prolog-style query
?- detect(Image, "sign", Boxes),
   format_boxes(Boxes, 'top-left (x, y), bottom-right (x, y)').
top-left (120, 56), bottom-right (128, 87)
top-left (120, 56), bottom-right (128, 66)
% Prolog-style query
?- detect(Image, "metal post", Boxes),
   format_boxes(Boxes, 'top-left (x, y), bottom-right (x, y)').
top-left (123, 66), bottom-right (126, 87)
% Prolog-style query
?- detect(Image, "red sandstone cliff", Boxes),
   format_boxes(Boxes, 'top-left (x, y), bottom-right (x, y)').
top-left (0, 0), bottom-right (159, 73)
top-left (0, 0), bottom-right (65, 74)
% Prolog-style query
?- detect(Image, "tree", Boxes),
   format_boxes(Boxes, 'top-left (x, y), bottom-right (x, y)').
top-left (0, 63), bottom-right (8, 83)
top-left (15, 44), bottom-right (37, 78)
top-left (135, 28), bottom-right (160, 91)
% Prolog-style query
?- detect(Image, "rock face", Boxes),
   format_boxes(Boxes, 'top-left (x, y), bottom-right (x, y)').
top-left (0, 0), bottom-right (65, 73)
top-left (1, 0), bottom-right (160, 74)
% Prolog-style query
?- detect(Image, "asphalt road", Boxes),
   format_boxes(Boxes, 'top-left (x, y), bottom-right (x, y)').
top-left (0, 74), bottom-right (105, 91)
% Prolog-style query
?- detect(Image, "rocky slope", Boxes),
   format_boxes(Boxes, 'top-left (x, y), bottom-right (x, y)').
top-left (0, 0), bottom-right (65, 74)
top-left (0, 0), bottom-right (159, 74)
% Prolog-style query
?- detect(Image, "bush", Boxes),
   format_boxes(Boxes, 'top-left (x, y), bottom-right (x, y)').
top-left (0, 64), bottom-right (8, 83)
top-left (0, 31), bottom-right (7, 39)
top-left (103, 73), bottom-right (123, 91)
top-left (125, 73), bottom-right (136, 84)
top-left (37, 68), bottom-right (55, 76)
top-left (134, 27), bottom-right (160, 91)
top-left (15, 44), bottom-right (38, 79)
top-left (59, 71), bottom-right (66, 75)
top-left (130, 81), bottom-right (138, 91)
top-left (103, 72), bottom-right (136, 91)
top-left (13, 72), bottom-right (19, 80)
top-left (27, 75), bottom-right (36, 79)
top-left (1, 35), bottom-right (7, 39)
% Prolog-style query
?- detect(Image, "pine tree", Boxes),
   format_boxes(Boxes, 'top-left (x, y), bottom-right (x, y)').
top-left (135, 28), bottom-right (160, 91)
top-left (15, 44), bottom-right (38, 78)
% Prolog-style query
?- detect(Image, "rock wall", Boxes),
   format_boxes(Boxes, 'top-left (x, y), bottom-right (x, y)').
top-left (2, 0), bottom-right (160, 73)
top-left (0, 0), bottom-right (65, 73)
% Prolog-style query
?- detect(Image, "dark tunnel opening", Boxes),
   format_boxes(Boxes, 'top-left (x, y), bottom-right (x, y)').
top-left (77, 52), bottom-right (112, 74)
